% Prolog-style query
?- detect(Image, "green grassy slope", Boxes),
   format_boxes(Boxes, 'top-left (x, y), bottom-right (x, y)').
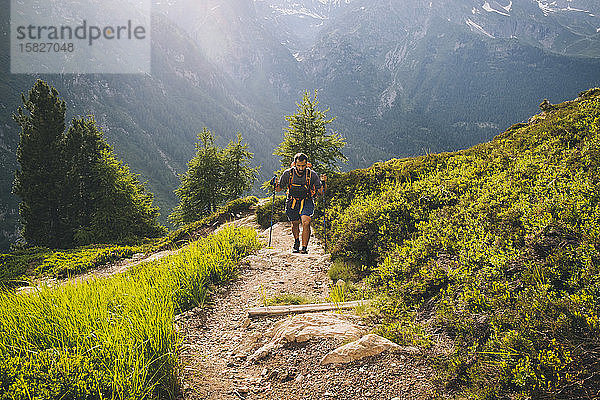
top-left (321, 88), bottom-right (600, 399)
top-left (0, 226), bottom-right (259, 399)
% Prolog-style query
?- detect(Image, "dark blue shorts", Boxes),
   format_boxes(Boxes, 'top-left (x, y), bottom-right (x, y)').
top-left (285, 197), bottom-right (315, 221)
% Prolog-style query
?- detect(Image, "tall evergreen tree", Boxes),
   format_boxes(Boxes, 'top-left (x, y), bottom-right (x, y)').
top-left (13, 80), bottom-right (67, 247)
top-left (274, 90), bottom-right (347, 174)
top-left (63, 117), bottom-right (166, 245)
top-left (62, 117), bottom-right (108, 244)
top-left (170, 129), bottom-right (257, 225)
top-left (82, 143), bottom-right (166, 245)
top-left (222, 133), bottom-right (259, 199)
top-left (170, 128), bottom-right (224, 224)
top-left (13, 80), bottom-right (165, 248)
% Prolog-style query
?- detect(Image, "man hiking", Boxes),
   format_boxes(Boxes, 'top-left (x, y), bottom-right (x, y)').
top-left (272, 153), bottom-right (327, 254)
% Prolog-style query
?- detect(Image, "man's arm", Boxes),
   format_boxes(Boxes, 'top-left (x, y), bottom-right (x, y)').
top-left (274, 170), bottom-right (289, 192)
top-left (316, 172), bottom-right (327, 196)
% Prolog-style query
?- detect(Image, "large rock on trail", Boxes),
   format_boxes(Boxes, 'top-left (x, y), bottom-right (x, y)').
top-left (249, 312), bottom-right (365, 361)
top-left (321, 333), bottom-right (420, 365)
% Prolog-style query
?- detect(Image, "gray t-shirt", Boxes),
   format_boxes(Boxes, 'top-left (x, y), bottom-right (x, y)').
top-left (279, 168), bottom-right (322, 198)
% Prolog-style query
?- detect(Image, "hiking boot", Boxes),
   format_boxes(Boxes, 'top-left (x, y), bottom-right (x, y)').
top-left (300, 246), bottom-right (308, 254)
top-left (292, 239), bottom-right (300, 253)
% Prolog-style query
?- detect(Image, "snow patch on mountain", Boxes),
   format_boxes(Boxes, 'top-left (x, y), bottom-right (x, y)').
top-left (536, 1), bottom-right (553, 15)
top-left (483, 1), bottom-right (510, 16)
top-left (466, 18), bottom-right (495, 38)
top-left (536, 0), bottom-right (591, 15)
top-left (269, 5), bottom-right (328, 19)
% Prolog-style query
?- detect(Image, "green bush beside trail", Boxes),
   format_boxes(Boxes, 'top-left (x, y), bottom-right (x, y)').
top-left (323, 90), bottom-right (600, 398)
top-left (156, 196), bottom-right (259, 250)
top-left (0, 245), bottom-right (149, 286)
top-left (256, 195), bottom-right (287, 229)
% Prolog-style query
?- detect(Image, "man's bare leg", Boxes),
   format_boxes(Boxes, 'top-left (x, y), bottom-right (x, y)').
top-left (292, 220), bottom-right (301, 240)
top-left (301, 215), bottom-right (312, 247)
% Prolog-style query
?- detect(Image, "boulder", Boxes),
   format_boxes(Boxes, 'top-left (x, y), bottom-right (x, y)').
top-left (321, 334), bottom-right (420, 365)
top-left (249, 312), bottom-right (365, 361)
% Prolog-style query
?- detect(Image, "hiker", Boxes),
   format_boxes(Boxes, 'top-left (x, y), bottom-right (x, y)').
top-left (271, 153), bottom-right (327, 254)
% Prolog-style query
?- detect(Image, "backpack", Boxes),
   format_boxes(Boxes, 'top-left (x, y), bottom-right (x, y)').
top-left (287, 167), bottom-right (316, 200)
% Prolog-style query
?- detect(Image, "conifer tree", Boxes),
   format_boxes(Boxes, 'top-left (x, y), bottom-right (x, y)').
top-left (170, 129), bottom-right (257, 225)
top-left (274, 90), bottom-right (347, 174)
top-left (82, 144), bottom-right (166, 245)
top-left (222, 133), bottom-right (259, 199)
top-left (62, 117), bottom-right (108, 244)
top-left (13, 80), bottom-right (67, 247)
top-left (13, 80), bottom-right (165, 247)
top-left (63, 117), bottom-right (166, 245)
top-left (170, 128), bottom-right (224, 224)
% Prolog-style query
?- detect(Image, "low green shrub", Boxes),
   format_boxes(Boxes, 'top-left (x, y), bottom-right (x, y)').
top-left (35, 246), bottom-right (141, 278)
top-left (156, 196), bottom-right (259, 249)
top-left (328, 259), bottom-right (364, 283)
top-left (256, 195), bottom-right (287, 228)
top-left (0, 247), bottom-right (53, 285)
top-left (1, 245), bottom-right (148, 285)
top-left (265, 293), bottom-right (315, 306)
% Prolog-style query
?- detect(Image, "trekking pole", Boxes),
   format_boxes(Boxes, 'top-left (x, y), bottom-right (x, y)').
top-left (268, 176), bottom-right (276, 248)
top-left (323, 183), bottom-right (328, 251)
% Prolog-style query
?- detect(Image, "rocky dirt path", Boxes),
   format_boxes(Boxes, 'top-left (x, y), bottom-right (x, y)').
top-left (176, 217), bottom-right (440, 400)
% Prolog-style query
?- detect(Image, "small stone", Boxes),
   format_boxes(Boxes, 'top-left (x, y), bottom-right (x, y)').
top-left (280, 368), bottom-right (296, 382)
top-left (241, 317), bottom-right (251, 329)
top-left (295, 374), bottom-right (304, 383)
top-left (236, 386), bottom-right (250, 393)
top-left (322, 334), bottom-right (412, 365)
top-left (323, 391), bottom-right (336, 397)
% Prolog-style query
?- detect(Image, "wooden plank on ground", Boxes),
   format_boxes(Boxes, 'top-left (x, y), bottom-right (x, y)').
top-left (247, 300), bottom-right (368, 317)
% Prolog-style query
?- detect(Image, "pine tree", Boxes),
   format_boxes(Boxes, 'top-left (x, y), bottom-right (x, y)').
top-left (274, 90), bottom-right (347, 174)
top-left (13, 80), bottom-right (67, 247)
top-left (82, 145), bottom-right (166, 245)
top-left (63, 117), bottom-right (166, 245)
top-left (222, 133), bottom-right (259, 199)
top-left (170, 128), bottom-right (224, 224)
top-left (170, 129), bottom-right (258, 226)
top-left (62, 117), bottom-right (108, 244)
top-left (13, 80), bottom-right (165, 247)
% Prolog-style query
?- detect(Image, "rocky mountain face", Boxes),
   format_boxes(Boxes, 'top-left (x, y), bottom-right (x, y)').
top-left (253, 0), bottom-right (352, 53)
top-left (155, 0), bottom-right (307, 105)
top-left (249, 0), bottom-right (600, 163)
top-left (1, 0), bottom-right (599, 250)
top-left (286, 0), bottom-right (600, 160)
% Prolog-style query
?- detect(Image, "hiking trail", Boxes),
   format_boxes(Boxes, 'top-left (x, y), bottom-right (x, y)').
top-left (176, 214), bottom-right (439, 400)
